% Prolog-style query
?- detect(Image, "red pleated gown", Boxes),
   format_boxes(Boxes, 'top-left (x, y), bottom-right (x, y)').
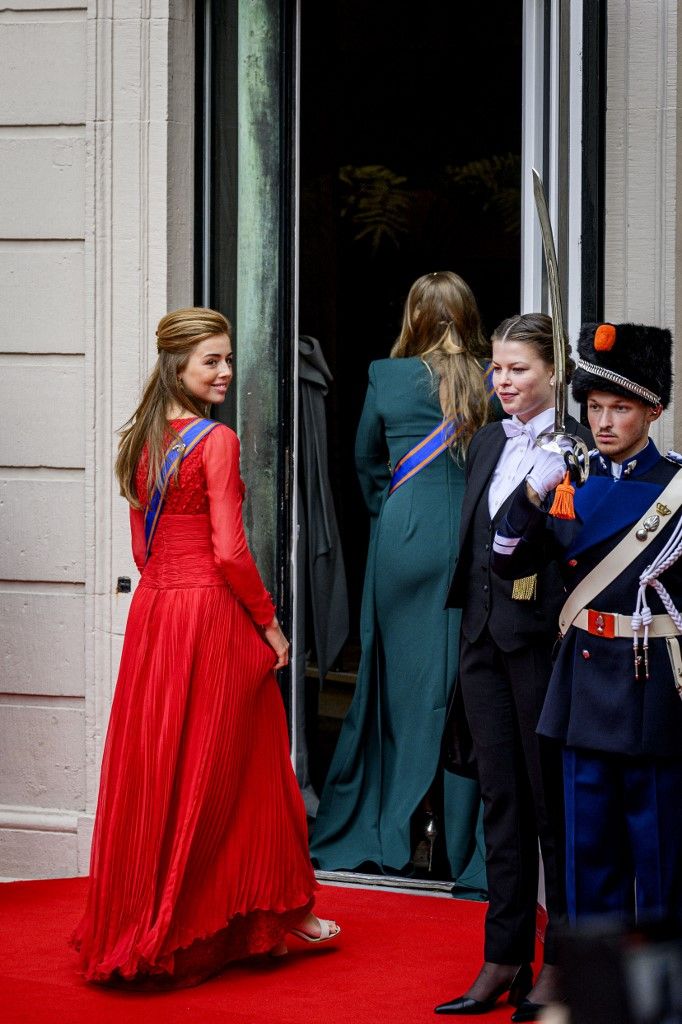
top-left (72, 421), bottom-right (316, 985)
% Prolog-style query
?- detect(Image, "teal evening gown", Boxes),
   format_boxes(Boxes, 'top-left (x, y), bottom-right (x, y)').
top-left (310, 357), bottom-right (487, 895)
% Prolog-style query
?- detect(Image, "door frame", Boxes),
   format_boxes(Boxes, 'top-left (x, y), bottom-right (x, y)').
top-left (194, 1), bottom-right (605, 888)
top-left (522, 0), bottom-right (604, 354)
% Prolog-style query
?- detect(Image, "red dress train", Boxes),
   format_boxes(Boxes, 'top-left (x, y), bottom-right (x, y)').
top-left (72, 421), bottom-right (316, 985)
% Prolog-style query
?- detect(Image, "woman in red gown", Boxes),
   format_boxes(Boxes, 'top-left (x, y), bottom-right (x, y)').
top-left (72, 307), bottom-right (338, 986)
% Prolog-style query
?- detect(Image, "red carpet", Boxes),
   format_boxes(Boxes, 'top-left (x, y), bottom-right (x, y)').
top-left (0, 877), bottom-right (536, 1023)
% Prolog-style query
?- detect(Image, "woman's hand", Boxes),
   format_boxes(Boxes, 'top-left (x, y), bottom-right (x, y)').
top-left (263, 616), bottom-right (290, 670)
top-left (526, 446), bottom-right (568, 502)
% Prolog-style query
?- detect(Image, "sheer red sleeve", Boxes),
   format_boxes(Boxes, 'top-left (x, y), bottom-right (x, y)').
top-left (130, 506), bottom-right (146, 573)
top-left (203, 425), bottom-right (277, 626)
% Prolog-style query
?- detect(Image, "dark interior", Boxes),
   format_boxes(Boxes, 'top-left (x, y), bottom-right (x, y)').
top-left (298, 0), bottom-right (523, 810)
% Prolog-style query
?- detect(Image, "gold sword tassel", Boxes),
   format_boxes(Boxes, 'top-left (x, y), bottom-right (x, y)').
top-left (512, 575), bottom-right (538, 600)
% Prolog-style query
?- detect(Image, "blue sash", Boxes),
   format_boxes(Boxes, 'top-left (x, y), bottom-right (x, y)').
top-left (388, 362), bottom-right (495, 496)
top-left (143, 418), bottom-right (219, 561)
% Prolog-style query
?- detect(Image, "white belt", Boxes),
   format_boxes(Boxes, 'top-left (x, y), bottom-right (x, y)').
top-left (572, 608), bottom-right (680, 639)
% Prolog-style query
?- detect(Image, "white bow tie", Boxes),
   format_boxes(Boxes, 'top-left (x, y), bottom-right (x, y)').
top-left (502, 419), bottom-right (535, 442)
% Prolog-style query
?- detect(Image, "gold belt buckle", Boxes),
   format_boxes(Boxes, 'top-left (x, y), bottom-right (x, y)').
top-left (587, 609), bottom-right (616, 639)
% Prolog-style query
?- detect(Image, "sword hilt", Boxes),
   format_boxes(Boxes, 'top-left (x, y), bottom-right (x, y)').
top-left (535, 430), bottom-right (590, 486)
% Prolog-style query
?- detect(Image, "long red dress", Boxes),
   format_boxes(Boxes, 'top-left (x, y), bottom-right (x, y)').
top-left (72, 420), bottom-right (316, 985)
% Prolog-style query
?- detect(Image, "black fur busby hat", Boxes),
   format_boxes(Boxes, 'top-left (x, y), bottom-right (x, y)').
top-left (571, 322), bottom-right (673, 408)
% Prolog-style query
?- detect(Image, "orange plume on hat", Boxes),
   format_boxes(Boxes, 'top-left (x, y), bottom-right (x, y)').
top-left (594, 323), bottom-right (616, 351)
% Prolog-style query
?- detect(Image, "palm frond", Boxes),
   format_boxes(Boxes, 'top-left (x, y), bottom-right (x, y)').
top-left (339, 164), bottom-right (412, 253)
top-left (446, 153), bottom-right (521, 235)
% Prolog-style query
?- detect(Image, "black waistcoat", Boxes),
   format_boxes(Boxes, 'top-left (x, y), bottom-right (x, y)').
top-left (462, 479), bottom-right (505, 646)
top-left (460, 482), bottom-right (563, 652)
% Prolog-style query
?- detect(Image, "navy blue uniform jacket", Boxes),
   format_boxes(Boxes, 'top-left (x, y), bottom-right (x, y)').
top-left (491, 441), bottom-right (682, 757)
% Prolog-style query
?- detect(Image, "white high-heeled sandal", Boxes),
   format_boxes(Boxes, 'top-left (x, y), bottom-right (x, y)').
top-left (290, 918), bottom-right (340, 944)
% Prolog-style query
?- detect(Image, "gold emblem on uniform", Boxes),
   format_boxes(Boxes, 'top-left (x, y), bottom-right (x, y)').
top-left (656, 502), bottom-right (671, 515)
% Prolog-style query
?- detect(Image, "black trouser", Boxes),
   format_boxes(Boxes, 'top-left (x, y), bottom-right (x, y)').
top-left (459, 629), bottom-right (567, 964)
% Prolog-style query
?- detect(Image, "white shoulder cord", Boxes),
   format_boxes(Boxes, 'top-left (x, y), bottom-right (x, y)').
top-left (632, 502), bottom-right (682, 674)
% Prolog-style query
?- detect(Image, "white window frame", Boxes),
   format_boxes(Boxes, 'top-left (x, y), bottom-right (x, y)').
top-left (522, 0), bottom-right (583, 389)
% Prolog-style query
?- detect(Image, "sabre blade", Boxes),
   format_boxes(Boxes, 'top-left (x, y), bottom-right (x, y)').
top-left (532, 168), bottom-right (567, 434)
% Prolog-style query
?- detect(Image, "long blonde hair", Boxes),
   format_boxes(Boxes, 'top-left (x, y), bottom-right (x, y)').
top-left (115, 307), bottom-right (231, 508)
top-left (391, 271), bottom-right (490, 450)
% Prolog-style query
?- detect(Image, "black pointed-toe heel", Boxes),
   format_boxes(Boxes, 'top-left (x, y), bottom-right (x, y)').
top-left (434, 964), bottom-right (533, 1015)
top-left (413, 811), bottom-right (439, 873)
top-left (423, 811), bottom-right (438, 872)
top-left (511, 994), bottom-right (568, 1023)
top-left (508, 964), bottom-right (534, 1007)
top-left (511, 997), bottom-right (547, 1022)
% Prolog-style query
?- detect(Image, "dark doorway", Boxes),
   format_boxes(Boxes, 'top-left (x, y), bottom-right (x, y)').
top-left (298, 0), bottom-right (523, 811)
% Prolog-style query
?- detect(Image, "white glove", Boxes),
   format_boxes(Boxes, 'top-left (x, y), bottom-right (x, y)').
top-left (526, 446), bottom-right (568, 500)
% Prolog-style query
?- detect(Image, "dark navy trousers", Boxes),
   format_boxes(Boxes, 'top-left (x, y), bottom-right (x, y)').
top-left (563, 749), bottom-right (682, 924)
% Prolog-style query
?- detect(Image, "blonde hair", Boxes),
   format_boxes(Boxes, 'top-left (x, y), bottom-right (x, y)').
top-left (391, 271), bottom-right (490, 450)
top-left (115, 307), bottom-right (231, 508)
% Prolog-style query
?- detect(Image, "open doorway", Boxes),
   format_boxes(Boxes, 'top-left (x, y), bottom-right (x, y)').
top-left (296, 0), bottom-right (522, 879)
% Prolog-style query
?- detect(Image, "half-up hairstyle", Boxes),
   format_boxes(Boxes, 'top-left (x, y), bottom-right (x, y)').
top-left (115, 307), bottom-right (231, 508)
top-left (391, 271), bottom-right (490, 451)
top-left (491, 312), bottom-right (576, 380)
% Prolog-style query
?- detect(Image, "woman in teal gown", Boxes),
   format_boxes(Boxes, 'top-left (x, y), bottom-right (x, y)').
top-left (311, 271), bottom-right (492, 892)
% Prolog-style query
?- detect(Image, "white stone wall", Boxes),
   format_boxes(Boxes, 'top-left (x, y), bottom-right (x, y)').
top-left (0, 0), bottom-right (88, 878)
top-left (605, 0), bottom-right (681, 450)
top-left (0, 0), bottom-right (194, 878)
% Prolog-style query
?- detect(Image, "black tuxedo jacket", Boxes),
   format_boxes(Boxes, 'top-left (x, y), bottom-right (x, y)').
top-left (446, 414), bottom-right (592, 653)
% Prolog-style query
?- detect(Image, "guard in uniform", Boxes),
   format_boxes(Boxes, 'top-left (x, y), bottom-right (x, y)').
top-left (492, 322), bottom-right (682, 929)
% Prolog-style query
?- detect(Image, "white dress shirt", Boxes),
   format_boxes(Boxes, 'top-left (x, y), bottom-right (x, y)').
top-left (487, 406), bottom-right (556, 518)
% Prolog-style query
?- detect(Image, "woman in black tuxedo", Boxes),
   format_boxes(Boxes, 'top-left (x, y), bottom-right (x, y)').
top-left (435, 314), bottom-right (592, 1021)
